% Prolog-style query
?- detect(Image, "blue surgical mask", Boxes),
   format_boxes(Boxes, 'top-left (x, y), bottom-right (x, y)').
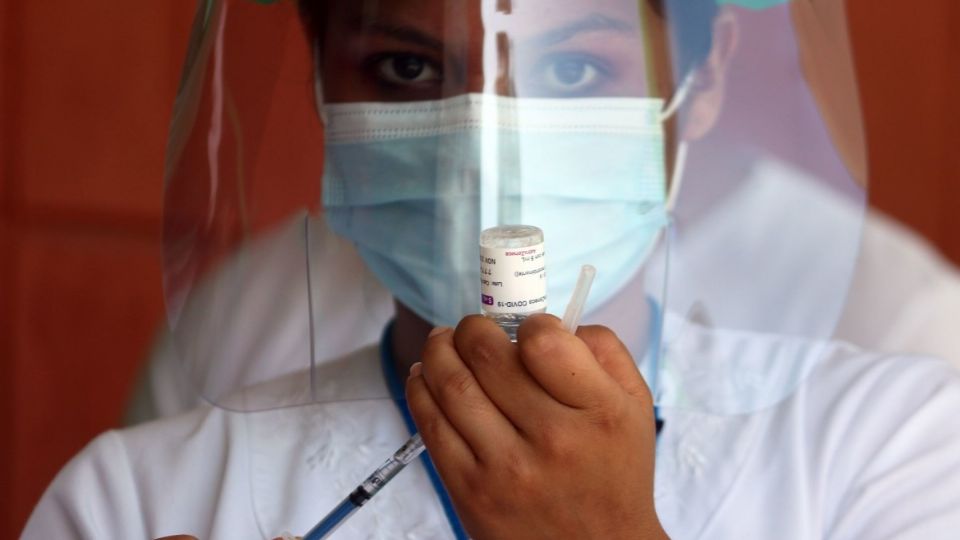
top-left (323, 94), bottom-right (668, 327)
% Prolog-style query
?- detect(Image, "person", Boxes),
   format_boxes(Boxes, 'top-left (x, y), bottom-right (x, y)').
top-left (121, 0), bottom-right (960, 427)
top-left (23, 0), bottom-right (960, 538)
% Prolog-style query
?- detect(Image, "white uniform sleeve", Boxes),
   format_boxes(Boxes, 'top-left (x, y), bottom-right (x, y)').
top-left (838, 209), bottom-right (960, 369)
top-left (881, 275), bottom-right (960, 369)
top-left (828, 358), bottom-right (960, 539)
top-left (21, 431), bottom-right (145, 539)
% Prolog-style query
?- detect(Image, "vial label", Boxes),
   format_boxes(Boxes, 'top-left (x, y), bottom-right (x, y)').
top-left (480, 243), bottom-right (547, 314)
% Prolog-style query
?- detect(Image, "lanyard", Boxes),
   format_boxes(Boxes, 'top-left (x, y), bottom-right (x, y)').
top-left (646, 297), bottom-right (666, 435)
top-left (379, 304), bottom-right (664, 539)
top-left (380, 323), bottom-right (470, 540)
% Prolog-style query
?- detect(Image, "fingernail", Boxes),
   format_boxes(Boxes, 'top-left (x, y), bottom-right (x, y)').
top-left (409, 362), bottom-right (423, 378)
top-left (428, 326), bottom-right (451, 338)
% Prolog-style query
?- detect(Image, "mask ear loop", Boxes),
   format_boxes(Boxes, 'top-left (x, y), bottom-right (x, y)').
top-left (659, 71), bottom-right (695, 212)
top-left (665, 142), bottom-right (688, 212)
top-left (646, 72), bottom-right (694, 413)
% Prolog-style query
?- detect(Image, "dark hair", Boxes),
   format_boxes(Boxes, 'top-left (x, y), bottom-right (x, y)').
top-left (299, 0), bottom-right (717, 78)
top-left (297, 0), bottom-right (325, 58)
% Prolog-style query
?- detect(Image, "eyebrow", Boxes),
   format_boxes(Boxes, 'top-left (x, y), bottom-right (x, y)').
top-left (353, 12), bottom-right (633, 52)
top-left (362, 21), bottom-right (444, 52)
top-left (535, 13), bottom-right (635, 46)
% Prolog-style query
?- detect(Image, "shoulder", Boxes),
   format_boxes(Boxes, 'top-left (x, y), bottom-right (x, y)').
top-left (800, 348), bottom-right (960, 538)
top-left (22, 405), bottom-right (243, 538)
top-left (23, 345), bottom-right (388, 538)
top-left (803, 346), bottom-right (960, 423)
top-left (795, 345), bottom-right (960, 457)
top-left (840, 209), bottom-right (960, 366)
top-left (22, 430), bottom-right (139, 538)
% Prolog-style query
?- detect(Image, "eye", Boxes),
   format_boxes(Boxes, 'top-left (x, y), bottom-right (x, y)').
top-left (545, 57), bottom-right (598, 91)
top-left (374, 54), bottom-right (442, 86)
top-left (538, 54), bottom-right (609, 96)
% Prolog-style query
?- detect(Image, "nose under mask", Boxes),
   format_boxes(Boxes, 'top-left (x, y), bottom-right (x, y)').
top-left (322, 93), bottom-right (670, 327)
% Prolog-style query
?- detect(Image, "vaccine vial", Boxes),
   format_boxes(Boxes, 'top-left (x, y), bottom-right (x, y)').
top-left (479, 225), bottom-right (547, 341)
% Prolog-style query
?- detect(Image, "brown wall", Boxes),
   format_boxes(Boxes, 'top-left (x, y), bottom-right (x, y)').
top-left (1, 0), bottom-right (958, 537)
top-left (850, 0), bottom-right (960, 263)
top-left (0, 1), bottom-right (195, 535)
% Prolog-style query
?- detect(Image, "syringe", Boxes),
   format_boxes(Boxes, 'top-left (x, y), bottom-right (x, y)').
top-left (305, 236), bottom-right (596, 540)
top-left (303, 434), bottom-right (425, 540)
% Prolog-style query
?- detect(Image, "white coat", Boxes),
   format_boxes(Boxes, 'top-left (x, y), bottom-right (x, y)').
top-left (27, 157), bottom-right (960, 538)
top-left (23, 340), bottom-right (960, 538)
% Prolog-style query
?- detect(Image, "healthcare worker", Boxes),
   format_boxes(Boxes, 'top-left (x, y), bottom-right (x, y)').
top-left (24, 0), bottom-right (960, 538)
top-left (122, 0), bottom-right (960, 426)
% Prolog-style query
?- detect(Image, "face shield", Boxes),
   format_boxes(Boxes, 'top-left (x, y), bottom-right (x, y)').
top-left (162, 0), bottom-right (867, 418)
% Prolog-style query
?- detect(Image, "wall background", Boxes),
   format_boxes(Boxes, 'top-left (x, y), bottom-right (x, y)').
top-left (1, 2), bottom-right (195, 536)
top-left (1, 0), bottom-right (958, 536)
top-left (853, 1), bottom-right (960, 261)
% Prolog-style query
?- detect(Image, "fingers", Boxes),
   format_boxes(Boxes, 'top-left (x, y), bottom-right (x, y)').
top-left (453, 315), bottom-right (566, 434)
top-left (416, 327), bottom-right (518, 459)
top-left (575, 325), bottom-right (651, 403)
top-left (516, 314), bottom-right (620, 410)
top-left (406, 361), bottom-right (476, 467)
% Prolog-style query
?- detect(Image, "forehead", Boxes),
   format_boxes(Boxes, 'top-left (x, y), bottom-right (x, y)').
top-left (325, 0), bottom-right (643, 37)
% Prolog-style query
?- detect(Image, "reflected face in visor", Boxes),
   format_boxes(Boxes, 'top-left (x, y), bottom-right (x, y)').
top-left (315, 0), bottom-right (652, 103)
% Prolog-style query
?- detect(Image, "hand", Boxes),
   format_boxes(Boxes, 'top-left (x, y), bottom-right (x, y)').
top-left (406, 314), bottom-right (666, 540)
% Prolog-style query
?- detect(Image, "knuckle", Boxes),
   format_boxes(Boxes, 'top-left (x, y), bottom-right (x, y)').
top-left (422, 415), bottom-right (445, 440)
top-left (587, 410), bottom-right (618, 433)
top-left (517, 313), bottom-right (558, 339)
top-left (461, 472), bottom-right (501, 514)
top-left (462, 337), bottom-right (499, 370)
top-left (462, 468), bottom-right (487, 494)
top-left (585, 399), bottom-right (628, 434)
top-left (538, 426), bottom-right (577, 462)
top-left (519, 326), bottom-right (561, 361)
top-left (499, 451), bottom-right (537, 494)
top-left (455, 316), bottom-right (504, 360)
top-left (582, 324), bottom-right (624, 355)
top-left (455, 314), bottom-right (490, 338)
top-left (438, 369), bottom-right (475, 402)
top-left (462, 449), bottom-right (540, 518)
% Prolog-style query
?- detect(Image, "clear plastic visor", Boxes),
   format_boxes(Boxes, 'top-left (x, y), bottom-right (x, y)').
top-left (163, 0), bottom-right (868, 415)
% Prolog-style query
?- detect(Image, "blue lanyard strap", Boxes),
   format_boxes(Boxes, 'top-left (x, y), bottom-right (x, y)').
top-left (646, 297), bottom-right (665, 435)
top-left (380, 322), bottom-right (470, 540)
